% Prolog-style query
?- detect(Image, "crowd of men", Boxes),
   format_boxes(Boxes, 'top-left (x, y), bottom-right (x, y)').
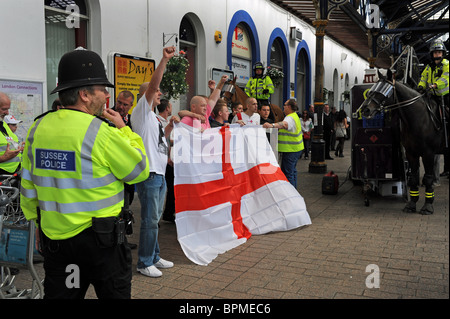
top-left (0, 38), bottom-right (447, 299)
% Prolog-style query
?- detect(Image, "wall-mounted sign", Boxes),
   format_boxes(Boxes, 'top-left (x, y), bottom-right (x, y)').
top-left (232, 25), bottom-right (251, 59)
top-left (231, 57), bottom-right (251, 86)
top-left (211, 68), bottom-right (234, 84)
top-left (113, 53), bottom-right (155, 112)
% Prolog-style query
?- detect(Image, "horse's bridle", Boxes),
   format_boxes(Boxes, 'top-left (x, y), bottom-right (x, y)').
top-left (372, 79), bottom-right (423, 112)
top-left (221, 80), bottom-right (236, 106)
top-left (365, 79), bottom-right (441, 130)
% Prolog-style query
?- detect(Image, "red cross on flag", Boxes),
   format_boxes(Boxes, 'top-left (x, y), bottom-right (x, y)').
top-left (173, 123), bottom-right (311, 265)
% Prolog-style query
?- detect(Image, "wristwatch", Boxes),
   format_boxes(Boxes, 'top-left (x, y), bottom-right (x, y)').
top-left (272, 123), bottom-right (275, 128)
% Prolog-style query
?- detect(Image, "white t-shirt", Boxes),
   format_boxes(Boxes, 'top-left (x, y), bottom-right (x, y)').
top-left (231, 112), bottom-right (261, 125)
top-left (131, 97), bottom-right (169, 175)
top-left (283, 115), bottom-right (297, 132)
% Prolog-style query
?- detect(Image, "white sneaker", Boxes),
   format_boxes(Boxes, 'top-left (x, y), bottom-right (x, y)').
top-left (154, 258), bottom-right (174, 269)
top-left (137, 265), bottom-right (162, 277)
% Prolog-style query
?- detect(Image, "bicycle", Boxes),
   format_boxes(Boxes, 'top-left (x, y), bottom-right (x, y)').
top-left (0, 173), bottom-right (43, 299)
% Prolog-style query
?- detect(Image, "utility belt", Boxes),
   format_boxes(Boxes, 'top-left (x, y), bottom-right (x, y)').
top-left (37, 209), bottom-right (133, 253)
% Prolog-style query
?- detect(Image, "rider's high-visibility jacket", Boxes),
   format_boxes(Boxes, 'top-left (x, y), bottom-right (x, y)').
top-left (245, 75), bottom-right (275, 100)
top-left (278, 112), bottom-right (304, 153)
top-left (20, 109), bottom-right (149, 240)
top-left (0, 121), bottom-right (22, 173)
top-left (418, 59), bottom-right (449, 96)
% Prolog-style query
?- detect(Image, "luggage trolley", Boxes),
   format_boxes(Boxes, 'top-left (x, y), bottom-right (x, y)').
top-left (0, 174), bottom-right (43, 299)
top-left (350, 84), bottom-right (408, 206)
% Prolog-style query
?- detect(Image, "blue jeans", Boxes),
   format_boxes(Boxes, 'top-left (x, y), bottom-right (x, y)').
top-left (136, 173), bottom-right (167, 269)
top-left (281, 151), bottom-right (303, 189)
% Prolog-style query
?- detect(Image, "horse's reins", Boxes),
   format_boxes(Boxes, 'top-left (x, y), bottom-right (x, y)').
top-left (379, 79), bottom-right (423, 112)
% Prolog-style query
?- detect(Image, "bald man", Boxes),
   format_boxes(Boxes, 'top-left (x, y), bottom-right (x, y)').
top-left (179, 96), bottom-right (211, 131)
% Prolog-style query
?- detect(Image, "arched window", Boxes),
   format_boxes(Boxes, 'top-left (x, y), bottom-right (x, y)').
top-left (270, 39), bottom-right (284, 107)
top-left (179, 16), bottom-right (197, 108)
top-left (45, 0), bottom-right (88, 108)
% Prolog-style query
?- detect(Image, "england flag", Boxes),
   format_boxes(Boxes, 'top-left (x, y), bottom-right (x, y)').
top-left (173, 123), bottom-right (311, 266)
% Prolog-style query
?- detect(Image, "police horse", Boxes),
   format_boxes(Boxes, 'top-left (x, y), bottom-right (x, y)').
top-left (222, 76), bottom-right (285, 123)
top-left (360, 69), bottom-right (446, 215)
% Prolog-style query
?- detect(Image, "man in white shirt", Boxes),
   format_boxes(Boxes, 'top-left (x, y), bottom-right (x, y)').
top-left (131, 47), bottom-right (180, 278)
top-left (231, 97), bottom-right (260, 125)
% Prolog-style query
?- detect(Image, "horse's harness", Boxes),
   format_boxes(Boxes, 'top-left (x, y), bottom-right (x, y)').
top-left (367, 79), bottom-right (443, 131)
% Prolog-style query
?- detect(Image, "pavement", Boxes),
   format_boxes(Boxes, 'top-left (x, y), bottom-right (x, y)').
top-left (8, 140), bottom-right (449, 304)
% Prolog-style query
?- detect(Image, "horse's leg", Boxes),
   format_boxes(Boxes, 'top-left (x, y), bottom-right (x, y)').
top-left (403, 156), bottom-right (420, 213)
top-left (420, 155), bottom-right (435, 215)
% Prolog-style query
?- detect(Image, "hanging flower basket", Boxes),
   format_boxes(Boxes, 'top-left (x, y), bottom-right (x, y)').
top-left (160, 51), bottom-right (190, 100)
top-left (266, 66), bottom-right (284, 88)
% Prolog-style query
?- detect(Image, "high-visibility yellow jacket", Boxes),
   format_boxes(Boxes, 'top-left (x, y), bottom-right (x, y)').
top-left (245, 76), bottom-right (275, 100)
top-left (0, 121), bottom-right (22, 173)
top-left (20, 109), bottom-right (149, 240)
top-left (418, 59), bottom-right (449, 96)
top-left (278, 112), bottom-right (304, 153)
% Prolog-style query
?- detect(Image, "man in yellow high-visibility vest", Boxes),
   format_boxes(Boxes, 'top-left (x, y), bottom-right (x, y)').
top-left (263, 99), bottom-right (304, 189)
top-left (0, 92), bottom-right (23, 175)
top-left (20, 48), bottom-right (149, 299)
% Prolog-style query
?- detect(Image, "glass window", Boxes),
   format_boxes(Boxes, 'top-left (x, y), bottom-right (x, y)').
top-left (45, 0), bottom-right (88, 108)
top-left (180, 16), bottom-right (196, 44)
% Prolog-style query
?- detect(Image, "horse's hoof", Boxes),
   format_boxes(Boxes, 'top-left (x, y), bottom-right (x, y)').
top-left (420, 204), bottom-right (434, 215)
top-left (403, 202), bottom-right (416, 213)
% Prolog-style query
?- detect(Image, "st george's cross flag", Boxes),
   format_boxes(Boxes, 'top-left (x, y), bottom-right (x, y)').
top-left (172, 122), bottom-right (311, 266)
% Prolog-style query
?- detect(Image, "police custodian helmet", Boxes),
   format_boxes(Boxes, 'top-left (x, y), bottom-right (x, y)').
top-left (51, 47), bottom-right (114, 94)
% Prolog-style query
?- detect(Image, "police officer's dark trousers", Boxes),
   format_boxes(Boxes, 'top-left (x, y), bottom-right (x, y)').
top-left (41, 227), bottom-right (132, 299)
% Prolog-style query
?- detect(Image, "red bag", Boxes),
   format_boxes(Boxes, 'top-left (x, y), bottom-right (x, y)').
top-left (303, 131), bottom-right (311, 140)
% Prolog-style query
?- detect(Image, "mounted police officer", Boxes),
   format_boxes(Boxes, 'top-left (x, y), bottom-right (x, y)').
top-left (245, 62), bottom-right (275, 109)
top-left (417, 40), bottom-right (449, 179)
top-left (417, 39), bottom-right (449, 107)
top-left (20, 48), bottom-right (149, 299)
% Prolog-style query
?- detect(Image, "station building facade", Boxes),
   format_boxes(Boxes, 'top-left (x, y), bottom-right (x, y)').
top-left (1, 0), bottom-right (369, 138)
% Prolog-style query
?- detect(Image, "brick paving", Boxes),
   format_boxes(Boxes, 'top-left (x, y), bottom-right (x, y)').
top-left (9, 141), bottom-right (449, 302)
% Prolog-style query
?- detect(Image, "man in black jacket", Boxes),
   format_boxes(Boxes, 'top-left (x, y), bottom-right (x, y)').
top-left (323, 104), bottom-right (334, 160)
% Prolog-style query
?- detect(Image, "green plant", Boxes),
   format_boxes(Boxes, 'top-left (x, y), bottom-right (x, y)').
top-left (160, 52), bottom-right (189, 100)
top-left (266, 66), bottom-right (284, 88)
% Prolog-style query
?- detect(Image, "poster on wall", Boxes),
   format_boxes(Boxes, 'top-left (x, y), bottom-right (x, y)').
top-left (113, 53), bottom-right (155, 113)
top-left (0, 79), bottom-right (43, 142)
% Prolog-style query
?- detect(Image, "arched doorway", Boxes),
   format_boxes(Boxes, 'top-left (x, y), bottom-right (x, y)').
top-left (295, 41), bottom-right (312, 111)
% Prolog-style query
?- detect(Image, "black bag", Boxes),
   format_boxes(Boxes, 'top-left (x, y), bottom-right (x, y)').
top-left (322, 171), bottom-right (339, 195)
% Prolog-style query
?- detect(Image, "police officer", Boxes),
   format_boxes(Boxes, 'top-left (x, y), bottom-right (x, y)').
top-left (20, 48), bottom-right (149, 299)
top-left (417, 39), bottom-right (449, 107)
top-left (417, 40), bottom-right (449, 179)
top-left (245, 62), bottom-right (275, 109)
top-left (0, 92), bottom-right (24, 175)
